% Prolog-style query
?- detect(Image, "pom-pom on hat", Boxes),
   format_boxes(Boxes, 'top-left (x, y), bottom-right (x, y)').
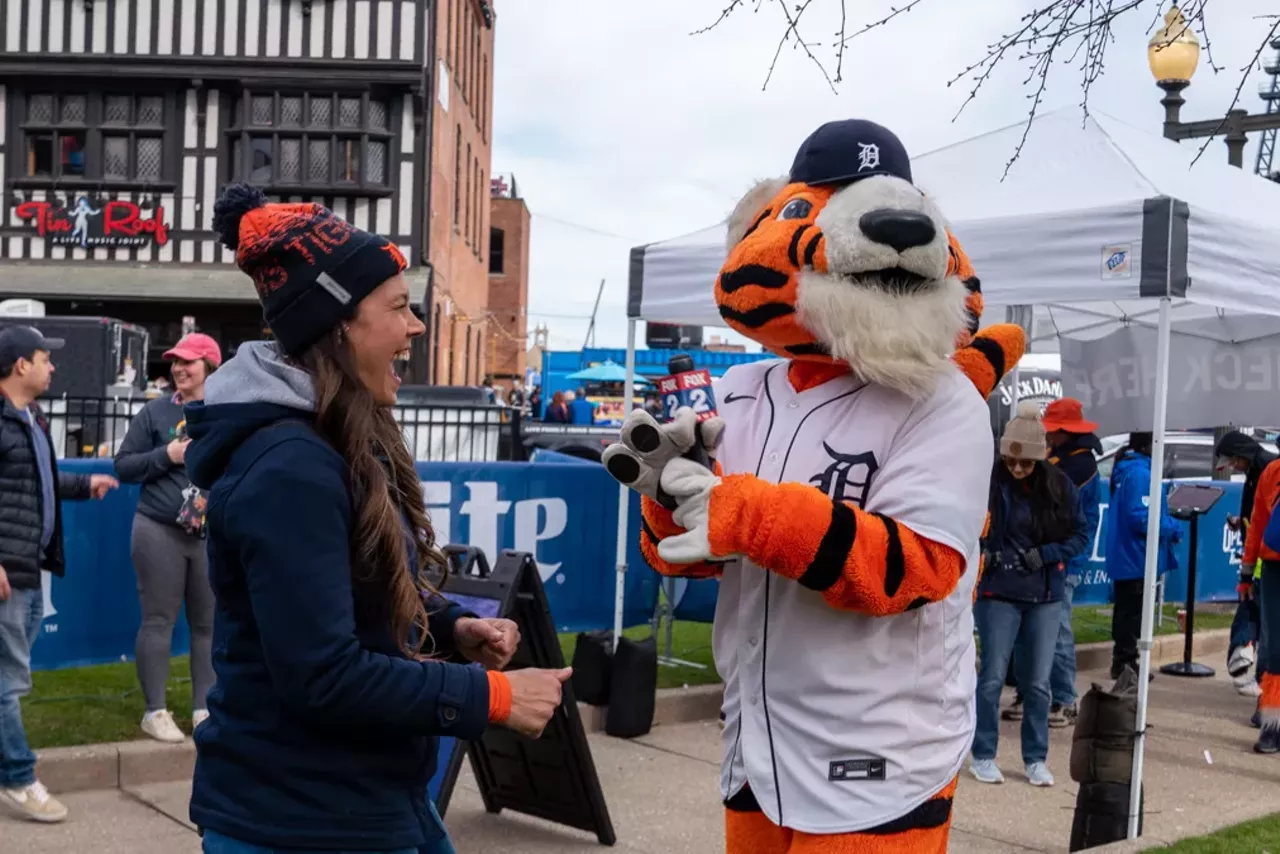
top-left (1000, 401), bottom-right (1048, 461)
top-left (212, 183), bottom-right (408, 356)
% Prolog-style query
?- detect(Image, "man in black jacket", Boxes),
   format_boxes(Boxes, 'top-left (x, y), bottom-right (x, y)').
top-left (1216, 430), bottom-right (1278, 701)
top-left (0, 326), bottom-right (116, 823)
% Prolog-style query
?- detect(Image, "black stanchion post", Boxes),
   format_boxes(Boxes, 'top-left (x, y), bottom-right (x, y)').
top-left (1160, 485), bottom-right (1221, 678)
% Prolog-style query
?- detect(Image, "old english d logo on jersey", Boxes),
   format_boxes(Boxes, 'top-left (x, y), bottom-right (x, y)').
top-left (809, 443), bottom-right (878, 509)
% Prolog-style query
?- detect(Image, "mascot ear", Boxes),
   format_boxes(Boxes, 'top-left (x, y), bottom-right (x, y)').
top-left (725, 176), bottom-right (790, 251)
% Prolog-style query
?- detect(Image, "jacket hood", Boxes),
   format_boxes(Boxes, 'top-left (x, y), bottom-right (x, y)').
top-left (183, 341), bottom-right (318, 490)
top-left (1111, 448), bottom-right (1150, 486)
top-left (1216, 430), bottom-right (1267, 466)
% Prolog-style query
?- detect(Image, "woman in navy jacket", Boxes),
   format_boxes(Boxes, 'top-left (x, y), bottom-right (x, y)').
top-left (970, 403), bottom-right (1088, 789)
top-left (184, 186), bottom-right (571, 854)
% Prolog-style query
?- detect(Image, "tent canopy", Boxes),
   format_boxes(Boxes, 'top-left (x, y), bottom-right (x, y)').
top-left (627, 107), bottom-right (1280, 330)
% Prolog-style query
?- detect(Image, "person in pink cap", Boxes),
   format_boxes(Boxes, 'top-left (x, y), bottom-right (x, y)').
top-left (114, 332), bottom-right (222, 744)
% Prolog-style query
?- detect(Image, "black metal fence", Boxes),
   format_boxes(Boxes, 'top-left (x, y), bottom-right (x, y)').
top-left (39, 396), bottom-right (526, 463)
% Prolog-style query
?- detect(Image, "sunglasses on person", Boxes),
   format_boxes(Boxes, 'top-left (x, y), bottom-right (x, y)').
top-left (1002, 456), bottom-right (1037, 472)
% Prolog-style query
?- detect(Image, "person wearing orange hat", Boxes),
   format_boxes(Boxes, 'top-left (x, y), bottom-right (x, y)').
top-left (1042, 399), bottom-right (1103, 725)
top-left (114, 332), bottom-right (223, 744)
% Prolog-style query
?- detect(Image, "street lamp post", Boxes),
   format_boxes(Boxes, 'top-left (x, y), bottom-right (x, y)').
top-left (1148, 7), bottom-right (1280, 167)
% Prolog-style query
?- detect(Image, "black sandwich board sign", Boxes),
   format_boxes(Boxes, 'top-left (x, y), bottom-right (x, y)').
top-left (426, 546), bottom-right (616, 846)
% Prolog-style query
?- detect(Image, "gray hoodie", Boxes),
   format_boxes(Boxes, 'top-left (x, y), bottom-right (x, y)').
top-left (204, 341), bottom-right (317, 410)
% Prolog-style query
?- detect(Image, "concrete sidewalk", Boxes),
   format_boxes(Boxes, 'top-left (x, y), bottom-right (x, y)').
top-left (6, 654), bottom-right (1279, 852)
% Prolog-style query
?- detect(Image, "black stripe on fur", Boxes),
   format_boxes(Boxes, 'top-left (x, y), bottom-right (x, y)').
top-left (787, 224), bottom-right (811, 268)
top-left (719, 302), bottom-right (795, 328)
top-left (799, 501), bottom-right (856, 592)
top-left (967, 335), bottom-right (1007, 380)
top-left (875, 512), bottom-right (906, 598)
top-left (719, 264), bottom-right (790, 294)
top-left (862, 795), bottom-right (953, 834)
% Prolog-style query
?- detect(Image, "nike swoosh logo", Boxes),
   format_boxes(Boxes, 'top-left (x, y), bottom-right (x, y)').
top-left (723, 393), bottom-right (756, 404)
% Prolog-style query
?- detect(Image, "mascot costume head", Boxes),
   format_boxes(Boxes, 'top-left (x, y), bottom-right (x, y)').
top-left (717, 117), bottom-right (1021, 399)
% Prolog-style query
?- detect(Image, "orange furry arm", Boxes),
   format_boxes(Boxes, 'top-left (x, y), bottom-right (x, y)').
top-left (640, 495), bottom-right (721, 578)
top-left (706, 475), bottom-right (963, 615)
top-left (952, 324), bottom-right (1025, 399)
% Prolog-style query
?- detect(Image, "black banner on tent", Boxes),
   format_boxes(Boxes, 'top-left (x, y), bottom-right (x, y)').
top-left (429, 547), bottom-right (617, 846)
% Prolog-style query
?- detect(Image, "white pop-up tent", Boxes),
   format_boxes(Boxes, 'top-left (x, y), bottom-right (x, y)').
top-left (614, 107), bottom-right (1280, 840)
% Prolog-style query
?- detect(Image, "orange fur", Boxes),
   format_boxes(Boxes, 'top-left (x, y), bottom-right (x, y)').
top-left (1261, 672), bottom-right (1280, 718)
top-left (706, 476), bottom-right (964, 615)
top-left (725, 777), bottom-right (957, 853)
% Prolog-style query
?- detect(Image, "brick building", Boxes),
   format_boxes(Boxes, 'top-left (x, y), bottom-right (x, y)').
top-left (423, 0), bottom-right (494, 387)
top-left (485, 170), bottom-right (528, 389)
top-left (0, 0), bottom-right (496, 387)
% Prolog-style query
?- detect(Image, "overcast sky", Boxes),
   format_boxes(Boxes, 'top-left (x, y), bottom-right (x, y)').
top-left (490, 0), bottom-right (1278, 354)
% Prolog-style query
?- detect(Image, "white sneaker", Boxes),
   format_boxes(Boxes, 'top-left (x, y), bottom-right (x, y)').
top-left (193, 709), bottom-right (210, 729)
top-left (1238, 679), bottom-right (1263, 698)
top-left (1026, 762), bottom-right (1055, 787)
top-left (141, 709), bottom-right (186, 743)
top-left (0, 780), bottom-right (68, 822)
top-left (1229, 645), bottom-right (1256, 678)
top-left (969, 758), bottom-right (1004, 784)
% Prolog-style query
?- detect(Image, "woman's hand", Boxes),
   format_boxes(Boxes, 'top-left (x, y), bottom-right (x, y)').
top-left (503, 667), bottom-right (573, 738)
top-left (455, 617), bottom-right (521, 670)
top-left (167, 438), bottom-right (191, 464)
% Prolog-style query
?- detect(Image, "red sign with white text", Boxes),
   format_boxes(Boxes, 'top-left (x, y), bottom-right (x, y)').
top-left (16, 199), bottom-right (170, 248)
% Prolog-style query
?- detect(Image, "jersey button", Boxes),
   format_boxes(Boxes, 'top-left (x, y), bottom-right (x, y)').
top-left (787, 401), bottom-right (799, 409)
top-left (769, 452), bottom-right (779, 463)
top-left (748, 636), bottom-right (758, 647)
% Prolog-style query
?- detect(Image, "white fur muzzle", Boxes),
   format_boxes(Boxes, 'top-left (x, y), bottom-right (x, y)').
top-left (796, 270), bottom-right (968, 399)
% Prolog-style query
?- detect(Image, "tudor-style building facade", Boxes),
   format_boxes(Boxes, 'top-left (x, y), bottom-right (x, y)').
top-left (0, 0), bottom-right (495, 385)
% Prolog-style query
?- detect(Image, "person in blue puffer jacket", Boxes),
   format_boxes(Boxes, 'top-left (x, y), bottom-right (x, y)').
top-left (970, 403), bottom-right (1089, 789)
top-left (1105, 431), bottom-right (1183, 680)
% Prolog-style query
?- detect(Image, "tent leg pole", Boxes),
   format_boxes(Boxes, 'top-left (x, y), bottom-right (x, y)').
top-left (613, 319), bottom-right (639, 654)
top-left (1128, 296), bottom-right (1172, 840)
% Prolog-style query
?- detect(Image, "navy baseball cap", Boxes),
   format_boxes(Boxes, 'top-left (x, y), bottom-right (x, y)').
top-left (789, 119), bottom-right (913, 187)
top-left (0, 325), bottom-right (64, 375)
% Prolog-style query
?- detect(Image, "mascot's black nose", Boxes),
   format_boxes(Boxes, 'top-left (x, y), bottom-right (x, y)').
top-left (858, 209), bottom-right (937, 252)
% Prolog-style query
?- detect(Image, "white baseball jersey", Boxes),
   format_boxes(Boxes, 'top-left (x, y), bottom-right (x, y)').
top-left (710, 358), bottom-right (993, 834)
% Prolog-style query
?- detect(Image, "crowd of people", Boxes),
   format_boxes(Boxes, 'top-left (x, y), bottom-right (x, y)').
top-left (969, 397), bottom-right (1182, 788)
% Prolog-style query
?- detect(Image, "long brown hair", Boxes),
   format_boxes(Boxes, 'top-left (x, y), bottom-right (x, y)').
top-left (300, 328), bottom-right (446, 659)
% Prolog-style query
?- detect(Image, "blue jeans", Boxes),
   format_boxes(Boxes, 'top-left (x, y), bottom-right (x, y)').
top-left (0, 585), bottom-right (44, 788)
top-left (1050, 574), bottom-right (1080, 706)
top-left (201, 802), bottom-right (455, 854)
top-left (974, 597), bottom-right (1059, 765)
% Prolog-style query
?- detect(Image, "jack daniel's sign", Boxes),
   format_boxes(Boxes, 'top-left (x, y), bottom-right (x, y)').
top-left (16, 198), bottom-right (170, 248)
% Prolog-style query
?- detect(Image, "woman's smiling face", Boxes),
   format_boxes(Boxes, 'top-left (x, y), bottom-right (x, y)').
top-left (343, 273), bottom-right (427, 406)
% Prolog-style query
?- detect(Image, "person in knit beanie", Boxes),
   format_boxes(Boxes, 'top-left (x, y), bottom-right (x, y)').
top-left (969, 401), bottom-right (1089, 789)
top-left (179, 185), bottom-right (571, 854)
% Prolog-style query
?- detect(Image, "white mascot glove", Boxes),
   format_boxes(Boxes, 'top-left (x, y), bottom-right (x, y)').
top-left (655, 457), bottom-right (724, 564)
top-left (602, 407), bottom-right (725, 511)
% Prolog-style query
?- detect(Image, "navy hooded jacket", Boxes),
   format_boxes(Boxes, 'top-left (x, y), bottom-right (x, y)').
top-left (1048, 433), bottom-right (1104, 580)
top-left (182, 341), bottom-right (489, 850)
top-left (978, 462), bottom-right (1089, 604)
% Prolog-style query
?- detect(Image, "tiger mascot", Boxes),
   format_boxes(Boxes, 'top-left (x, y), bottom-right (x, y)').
top-left (603, 119), bottom-right (1025, 853)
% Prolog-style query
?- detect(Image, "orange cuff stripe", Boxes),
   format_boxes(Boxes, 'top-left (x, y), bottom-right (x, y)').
top-left (1262, 672), bottom-right (1280, 714)
top-left (486, 670), bottom-right (512, 724)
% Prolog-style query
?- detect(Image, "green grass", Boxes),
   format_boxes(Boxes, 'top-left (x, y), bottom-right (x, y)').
top-left (1072, 603), bottom-right (1234, 645)
top-left (26, 656), bottom-right (196, 750)
top-left (23, 604), bottom-right (1235, 750)
top-left (1155, 813), bottom-right (1280, 853)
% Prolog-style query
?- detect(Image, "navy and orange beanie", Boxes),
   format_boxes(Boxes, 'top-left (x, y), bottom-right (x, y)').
top-left (212, 183), bottom-right (408, 356)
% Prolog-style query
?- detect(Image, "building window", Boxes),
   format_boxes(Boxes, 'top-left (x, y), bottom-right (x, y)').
top-left (490, 227), bottom-right (505, 274)
top-left (432, 303), bottom-right (442, 385)
top-left (17, 91), bottom-right (168, 185)
top-left (481, 54), bottom-right (489, 140)
top-left (464, 325), bottom-right (472, 384)
top-left (227, 92), bottom-right (391, 193)
top-left (453, 125), bottom-right (461, 231)
top-left (465, 143), bottom-right (472, 244)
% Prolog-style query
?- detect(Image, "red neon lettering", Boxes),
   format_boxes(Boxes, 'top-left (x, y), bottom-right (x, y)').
top-left (103, 201), bottom-right (170, 246)
top-left (15, 202), bottom-right (71, 236)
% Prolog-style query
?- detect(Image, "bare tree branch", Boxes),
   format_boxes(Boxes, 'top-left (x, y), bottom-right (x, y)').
top-left (1188, 12), bottom-right (1280, 166)
top-left (692, 0), bottom-right (1280, 175)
